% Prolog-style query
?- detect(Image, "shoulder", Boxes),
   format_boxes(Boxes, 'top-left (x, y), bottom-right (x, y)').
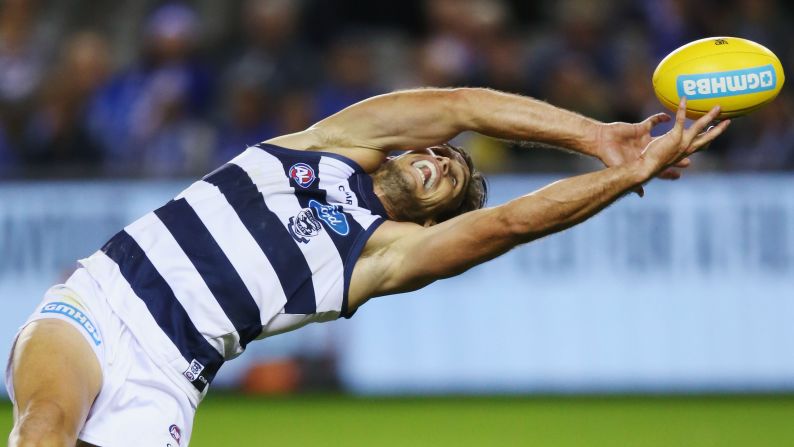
top-left (347, 220), bottom-right (423, 310)
top-left (362, 220), bottom-right (423, 254)
top-left (357, 220), bottom-right (423, 278)
top-left (348, 204), bottom-right (514, 312)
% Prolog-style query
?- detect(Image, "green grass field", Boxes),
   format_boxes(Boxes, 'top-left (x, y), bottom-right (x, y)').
top-left (3, 394), bottom-right (794, 446)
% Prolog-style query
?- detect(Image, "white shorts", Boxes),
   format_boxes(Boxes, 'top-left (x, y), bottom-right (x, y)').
top-left (5, 268), bottom-right (197, 447)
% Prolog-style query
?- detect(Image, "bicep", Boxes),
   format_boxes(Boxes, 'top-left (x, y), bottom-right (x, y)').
top-left (312, 89), bottom-right (469, 152)
top-left (264, 128), bottom-right (387, 171)
top-left (372, 207), bottom-right (518, 296)
top-left (264, 89), bottom-right (470, 171)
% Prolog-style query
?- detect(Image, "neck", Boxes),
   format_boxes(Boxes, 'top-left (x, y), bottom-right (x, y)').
top-left (372, 178), bottom-right (398, 220)
top-left (372, 172), bottom-right (436, 226)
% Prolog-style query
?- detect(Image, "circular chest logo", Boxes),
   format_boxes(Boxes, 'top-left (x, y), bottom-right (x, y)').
top-left (289, 163), bottom-right (316, 188)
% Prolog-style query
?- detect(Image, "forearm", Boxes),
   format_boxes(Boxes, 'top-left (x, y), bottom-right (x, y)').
top-left (505, 160), bottom-right (650, 242)
top-left (458, 88), bottom-right (602, 157)
top-left (505, 99), bottom-right (731, 241)
top-left (375, 160), bottom-right (651, 294)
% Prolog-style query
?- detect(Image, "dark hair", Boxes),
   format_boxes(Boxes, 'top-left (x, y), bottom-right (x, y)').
top-left (435, 143), bottom-right (488, 223)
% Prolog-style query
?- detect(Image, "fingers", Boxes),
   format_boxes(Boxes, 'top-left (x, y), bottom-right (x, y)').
top-left (645, 112), bottom-right (671, 129)
top-left (658, 168), bottom-right (682, 180)
top-left (690, 119), bottom-right (731, 151)
top-left (684, 105), bottom-right (721, 143)
top-left (673, 97), bottom-right (688, 133)
top-left (641, 101), bottom-right (729, 185)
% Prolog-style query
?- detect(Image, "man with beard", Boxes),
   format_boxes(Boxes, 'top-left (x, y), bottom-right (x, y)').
top-left (7, 88), bottom-right (728, 446)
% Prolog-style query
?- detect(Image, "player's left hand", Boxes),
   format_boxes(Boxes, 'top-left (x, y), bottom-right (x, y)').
top-left (595, 113), bottom-right (690, 197)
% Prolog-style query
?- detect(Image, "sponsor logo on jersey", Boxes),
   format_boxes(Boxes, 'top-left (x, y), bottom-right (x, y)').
top-left (338, 184), bottom-right (354, 205)
top-left (289, 163), bottom-right (316, 188)
top-left (40, 302), bottom-right (102, 346)
top-left (169, 424), bottom-right (182, 445)
top-left (309, 199), bottom-right (349, 236)
top-left (677, 64), bottom-right (776, 100)
top-left (183, 359), bottom-right (206, 384)
top-left (288, 208), bottom-right (323, 243)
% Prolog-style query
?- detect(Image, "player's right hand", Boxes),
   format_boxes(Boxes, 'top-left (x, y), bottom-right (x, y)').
top-left (638, 97), bottom-right (730, 178)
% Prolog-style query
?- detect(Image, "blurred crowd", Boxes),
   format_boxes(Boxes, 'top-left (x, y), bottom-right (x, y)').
top-left (0, 0), bottom-right (792, 179)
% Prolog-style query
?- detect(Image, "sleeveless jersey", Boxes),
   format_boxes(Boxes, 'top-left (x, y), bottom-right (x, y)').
top-left (79, 143), bottom-right (387, 402)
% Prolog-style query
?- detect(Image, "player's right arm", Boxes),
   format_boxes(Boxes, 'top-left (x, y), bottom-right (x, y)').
top-left (266, 87), bottom-right (669, 173)
top-left (349, 100), bottom-right (729, 306)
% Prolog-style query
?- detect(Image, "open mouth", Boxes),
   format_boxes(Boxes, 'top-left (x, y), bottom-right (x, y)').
top-left (412, 160), bottom-right (438, 189)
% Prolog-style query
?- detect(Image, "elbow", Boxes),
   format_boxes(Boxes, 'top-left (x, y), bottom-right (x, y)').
top-left (447, 86), bottom-right (488, 96)
top-left (499, 202), bottom-right (557, 245)
top-left (446, 87), bottom-right (489, 107)
top-left (495, 206), bottom-right (533, 245)
top-left (445, 88), bottom-right (484, 129)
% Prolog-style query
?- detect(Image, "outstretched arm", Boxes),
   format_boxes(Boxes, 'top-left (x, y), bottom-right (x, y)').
top-left (351, 99), bottom-right (729, 303)
top-left (316, 88), bottom-right (603, 153)
top-left (267, 88), bottom-right (656, 171)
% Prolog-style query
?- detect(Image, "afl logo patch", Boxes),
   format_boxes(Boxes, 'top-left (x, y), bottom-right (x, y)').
top-left (289, 163), bottom-right (316, 188)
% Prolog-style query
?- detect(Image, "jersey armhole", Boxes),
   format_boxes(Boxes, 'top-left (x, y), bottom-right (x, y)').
top-left (340, 218), bottom-right (385, 319)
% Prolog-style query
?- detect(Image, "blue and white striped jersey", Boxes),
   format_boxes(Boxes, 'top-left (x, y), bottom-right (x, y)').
top-left (79, 143), bottom-right (387, 401)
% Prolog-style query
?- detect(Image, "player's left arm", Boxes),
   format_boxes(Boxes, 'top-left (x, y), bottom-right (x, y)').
top-left (266, 88), bottom-right (675, 172)
top-left (357, 161), bottom-right (650, 298)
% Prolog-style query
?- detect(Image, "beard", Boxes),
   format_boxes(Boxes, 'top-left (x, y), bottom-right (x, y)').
top-left (372, 161), bottom-right (434, 225)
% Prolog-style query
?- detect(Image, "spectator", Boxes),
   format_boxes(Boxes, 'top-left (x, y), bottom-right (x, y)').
top-left (275, 89), bottom-right (316, 135)
top-left (417, 0), bottom-right (510, 88)
top-left (472, 31), bottom-right (531, 95)
top-left (313, 34), bottom-right (380, 120)
top-left (213, 74), bottom-right (277, 165)
top-left (87, 3), bottom-right (215, 176)
top-left (23, 32), bottom-right (111, 175)
top-left (0, 0), bottom-right (51, 106)
top-left (725, 91), bottom-right (794, 171)
top-left (0, 122), bottom-right (17, 176)
top-left (639, 0), bottom-right (692, 59)
top-left (0, 0), bottom-right (54, 158)
top-left (224, 0), bottom-right (319, 94)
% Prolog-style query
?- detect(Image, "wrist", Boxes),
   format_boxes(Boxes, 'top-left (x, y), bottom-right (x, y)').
top-left (583, 121), bottom-right (606, 160)
top-left (629, 157), bottom-right (657, 184)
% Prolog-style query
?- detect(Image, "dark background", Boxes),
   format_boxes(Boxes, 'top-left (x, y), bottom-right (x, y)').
top-left (0, 0), bottom-right (791, 179)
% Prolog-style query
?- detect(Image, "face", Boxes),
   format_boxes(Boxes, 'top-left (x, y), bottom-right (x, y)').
top-left (373, 145), bottom-right (471, 224)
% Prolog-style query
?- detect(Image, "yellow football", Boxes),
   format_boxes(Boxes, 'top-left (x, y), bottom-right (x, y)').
top-left (652, 37), bottom-right (785, 119)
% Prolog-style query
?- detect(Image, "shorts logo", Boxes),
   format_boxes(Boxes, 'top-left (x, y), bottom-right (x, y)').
top-left (183, 359), bottom-right (206, 384)
top-left (41, 302), bottom-right (101, 346)
top-left (288, 208), bottom-right (323, 243)
top-left (677, 64), bottom-right (776, 100)
top-left (169, 424), bottom-right (182, 445)
top-left (309, 199), bottom-right (349, 236)
top-left (289, 163), bottom-right (316, 188)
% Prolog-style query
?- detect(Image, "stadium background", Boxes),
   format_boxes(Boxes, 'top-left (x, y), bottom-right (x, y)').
top-left (1, 0), bottom-right (793, 445)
